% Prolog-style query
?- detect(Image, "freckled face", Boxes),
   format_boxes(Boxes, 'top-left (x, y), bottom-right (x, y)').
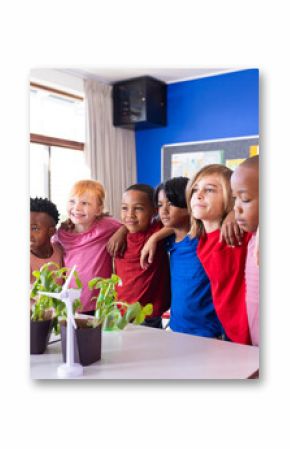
top-left (231, 166), bottom-right (259, 232)
top-left (67, 193), bottom-right (102, 228)
top-left (121, 190), bottom-right (154, 233)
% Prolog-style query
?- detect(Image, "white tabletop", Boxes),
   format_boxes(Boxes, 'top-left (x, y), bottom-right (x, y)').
top-left (30, 325), bottom-right (259, 380)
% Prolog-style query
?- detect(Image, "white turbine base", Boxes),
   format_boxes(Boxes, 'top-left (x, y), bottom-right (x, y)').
top-left (57, 363), bottom-right (83, 378)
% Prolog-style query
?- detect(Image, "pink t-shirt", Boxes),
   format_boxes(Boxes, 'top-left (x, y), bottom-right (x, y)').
top-left (55, 216), bottom-right (121, 312)
top-left (30, 242), bottom-right (63, 284)
top-left (245, 233), bottom-right (259, 346)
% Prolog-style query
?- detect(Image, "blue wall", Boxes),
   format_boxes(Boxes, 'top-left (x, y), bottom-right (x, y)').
top-left (135, 69), bottom-right (259, 187)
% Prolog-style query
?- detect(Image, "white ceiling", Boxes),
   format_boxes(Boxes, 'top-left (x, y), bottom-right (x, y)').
top-left (58, 67), bottom-right (241, 85)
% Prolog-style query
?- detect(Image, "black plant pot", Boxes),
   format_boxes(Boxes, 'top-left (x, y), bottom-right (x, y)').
top-left (60, 319), bottom-right (102, 366)
top-left (30, 319), bottom-right (53, 354)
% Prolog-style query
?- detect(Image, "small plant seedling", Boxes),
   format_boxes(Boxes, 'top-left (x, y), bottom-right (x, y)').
top-left (88, 274), bottom-right (153, 331)
top-left (30, 262), bottom-right (82, 333)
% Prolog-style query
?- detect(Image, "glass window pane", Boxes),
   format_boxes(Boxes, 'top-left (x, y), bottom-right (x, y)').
top-left (50, 146), bottom-right (90, 220)
top-left (30, 88), bottom-right (85, 142)
top-left (30, 143), bottom-right (49, 198)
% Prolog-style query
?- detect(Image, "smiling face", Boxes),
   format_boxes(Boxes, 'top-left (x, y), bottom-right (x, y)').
top-left (67, 192), bottom-right (103, 232)
top-left (121, 190), bottom-right (155, 233)
top-left (231, 165), bottom-right (259, 232)
top-left (157, 189), bottom-right (189, 229)
top-left (190, 175), bottom-right (225, 231)
top-left (30, 212), bottom-right (55, 255)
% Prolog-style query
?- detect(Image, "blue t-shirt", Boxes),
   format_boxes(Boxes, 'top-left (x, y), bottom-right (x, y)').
top-left (166, 235), bottom-right (223, 337)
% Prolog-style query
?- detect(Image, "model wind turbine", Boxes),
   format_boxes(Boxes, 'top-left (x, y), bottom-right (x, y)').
top-left (41, 265), bottom-right (83, 378)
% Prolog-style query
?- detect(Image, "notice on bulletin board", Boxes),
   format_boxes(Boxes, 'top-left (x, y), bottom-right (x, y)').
top-left (225, 158), bottom-right (245, 170)
top-left (249, 145), bottom-right (259, 156)
top-left (171, 150), bottom-right (224, 178)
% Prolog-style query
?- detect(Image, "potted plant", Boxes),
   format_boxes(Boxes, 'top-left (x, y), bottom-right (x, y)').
top-left (60, 316), bottom-right (102, 367)
top-left (88, 274), bottom-right (153, 331)
top-left (30, 262), bottom-right (82, 354)
top-left (60, 274), bottom-right (153, 366)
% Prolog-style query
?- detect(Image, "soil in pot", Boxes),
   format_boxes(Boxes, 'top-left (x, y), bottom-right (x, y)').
top-left (60, 318), bottom-right (102, 366)
top-left (30, 318), bottom-right (53, 354)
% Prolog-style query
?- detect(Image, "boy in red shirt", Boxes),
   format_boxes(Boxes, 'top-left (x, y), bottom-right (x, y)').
top-left (114, 184), bottom-right (171, 328)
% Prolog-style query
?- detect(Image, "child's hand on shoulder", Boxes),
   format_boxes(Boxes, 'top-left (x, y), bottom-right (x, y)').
top-left (140, 236), bottom-right (158, 270)
top-left (60, 218), bottom-right (75, 231)
top-left (219, 210), bottom-right (243, 246)
top-left (106, 225), bottom-right (128, 258)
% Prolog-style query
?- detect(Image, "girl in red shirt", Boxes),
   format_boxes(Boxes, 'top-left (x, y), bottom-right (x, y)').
top-left (187, 164), bottom-right (251, 345)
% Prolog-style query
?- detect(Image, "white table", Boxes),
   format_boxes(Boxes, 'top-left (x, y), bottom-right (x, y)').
top-left (31, 325), bottom-right (259, 380)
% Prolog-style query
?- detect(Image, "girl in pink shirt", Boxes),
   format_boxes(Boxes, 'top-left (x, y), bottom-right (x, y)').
top-left (55, 180), bottom-right (122, 313)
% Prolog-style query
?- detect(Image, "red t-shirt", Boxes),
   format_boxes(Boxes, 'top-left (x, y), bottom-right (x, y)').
top-left (197, 229), bottom-right (251, 345)
top-left (114, 222), bottom-right (171, 317)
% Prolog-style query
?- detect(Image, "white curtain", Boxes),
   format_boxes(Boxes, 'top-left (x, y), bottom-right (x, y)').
top-left (84, 79), bottom-right (136, 219)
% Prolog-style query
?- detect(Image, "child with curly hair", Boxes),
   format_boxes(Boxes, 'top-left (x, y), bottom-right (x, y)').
top-left (30, 197), bottom-right (63, 284)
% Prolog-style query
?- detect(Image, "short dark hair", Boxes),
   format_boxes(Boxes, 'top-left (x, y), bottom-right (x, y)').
top-left (125, 184), bottom-right (154, 206)
top-left (30, 197), bottom-right (60, 225)
top-left (154, 177), bottom-right (189, 208)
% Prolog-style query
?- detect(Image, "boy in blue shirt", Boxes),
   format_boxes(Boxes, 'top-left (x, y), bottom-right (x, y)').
top-left (141, 177), bottom-right (223, 338)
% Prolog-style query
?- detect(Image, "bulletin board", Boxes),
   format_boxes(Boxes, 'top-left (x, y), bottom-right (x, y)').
top-left (161, 136), bottom-right (259, 181)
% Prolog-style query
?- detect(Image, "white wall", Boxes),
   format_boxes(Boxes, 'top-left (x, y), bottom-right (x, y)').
top-left (30, 68), bottom-right (84, 95)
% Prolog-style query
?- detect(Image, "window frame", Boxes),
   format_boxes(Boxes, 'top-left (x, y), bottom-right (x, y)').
top-left (30, 133), bottom-right (84, 151)
top-left (30, 82), bottom-right (85, 151)
top-left (30, 82), bottom-right (87, 209)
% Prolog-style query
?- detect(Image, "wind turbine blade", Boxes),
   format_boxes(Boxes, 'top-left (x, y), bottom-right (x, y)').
top-left (62, 265), bottom-right (77, 291)
top-left (70, 315), bottom-right (77, 329)
top-left (69, 289), bottom-right (82, 301)
top-left (40, 291), bottom-right (62, 300)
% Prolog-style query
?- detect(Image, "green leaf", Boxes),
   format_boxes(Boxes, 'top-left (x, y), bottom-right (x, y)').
top-left (142, 303), bottom-right (153, 317)
top-left (30, 262), bottom-right (83, 323)
top-left (43, 261), bottom-right (61, 270)
top-left (102, 308), bottom-right (122, 331)
top-left (73, 270), bottom-right (83, 289)
top-left (73, 299), bottom-right (82, 314)
top-left (125, 302), bottom-right (141, 322)
top-left (111, 274), bottom-right (121, 285)
top-left (88, 277), bottom-right (103, 290)
top-left (116, 314), bottom-right (129, 330)
top-left (133, 310), bottom-right (145, 325)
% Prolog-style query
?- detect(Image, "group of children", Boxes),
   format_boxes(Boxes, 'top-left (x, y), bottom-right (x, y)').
top-left (30, 155), bottom-right (259, 346)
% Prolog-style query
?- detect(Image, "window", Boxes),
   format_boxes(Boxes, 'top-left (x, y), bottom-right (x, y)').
top-left (50, 146), bottom-right (90, 220)
top-left (30, 143), bottom-right (49, 198)
top-left (30, 84), bottom-right (85, 141)
top-left (30, 83), bottom-right (90, 219)
top-left (30, 144), bottom-right (90, 220)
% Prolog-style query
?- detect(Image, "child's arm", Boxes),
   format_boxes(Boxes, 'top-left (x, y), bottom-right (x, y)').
top-left (106, 225), bottom-right (128, 257)
top-left (140, 227), bottom-right (174, 269)
top-left (219, 210), bottom-right (244, 246)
